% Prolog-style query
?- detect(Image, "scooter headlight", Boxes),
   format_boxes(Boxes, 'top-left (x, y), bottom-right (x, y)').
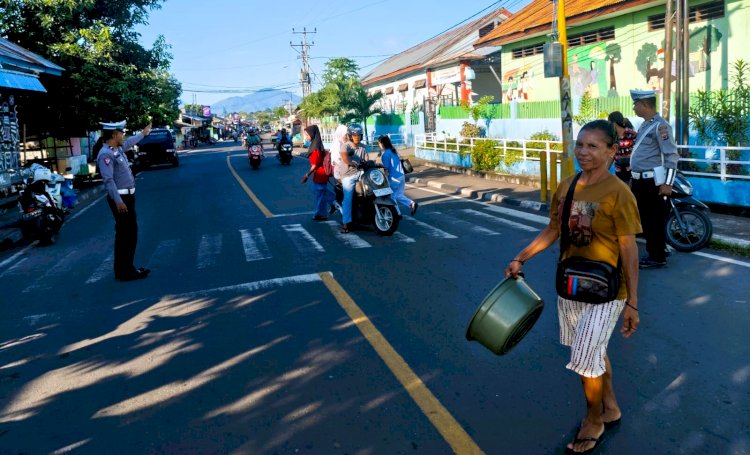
top-left (369, 169), bottom-right (385, 186)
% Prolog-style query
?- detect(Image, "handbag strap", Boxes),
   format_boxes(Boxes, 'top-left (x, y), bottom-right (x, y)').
top-left (559, 172), bottom-right (582, 260)
top-left (559, 172), bottom-right (622, 270)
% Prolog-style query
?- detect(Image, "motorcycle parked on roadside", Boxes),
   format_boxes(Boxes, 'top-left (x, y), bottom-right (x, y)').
top-left (248, 145), bottom-right (263, 170)
top-left (665, 170), bottom-right (713, 252)
top-left (18, 168), bottom-right (65, 245)
top-left (277, 143), bottom-right (293, 165)
top-left (331, 160), bottom-right (400, 236)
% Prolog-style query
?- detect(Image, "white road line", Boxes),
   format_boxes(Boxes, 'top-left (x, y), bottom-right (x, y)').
top-left (401, 215), bottom-right (458, 239)
top-left (177, 273), bottom-right (322, 298)
top-left (460, 208), bottom-right (541, 233)
top-left (282, 224), bottom-right (325, 253)
top-left (22, 250), bottom-right (78, 293)
top-left (427, 211), bottom-right (501, 236)
top-left (85, 253), bottom-right (114, 284)
top-left (0, 241), bottom-right (38, 270)
top-left (273, 211), bottom-right (315, 218)
top-left (0, 257), bottom-right (27, 279)
top-left (147, 239), bottom-right (181, 270)
top-left (406, 183), bottom-right (549, 225)
top-left (392, 232), bottom-right (416, 243)
top-left (67, 194), bottom-right (105, 221)
top-left (691, 251), bottom-right (750, 268)
top-left (323, 221), bottom-right (372, 248)
top-left (196, 234), bottom-right (223, 269)
top-left (240, 228), bottom-right (272, 261)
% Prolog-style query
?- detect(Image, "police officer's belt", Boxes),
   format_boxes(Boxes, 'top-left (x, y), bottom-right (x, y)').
top-left (117, 188), bottom-right (136, 195)
top-left (631, 170), bottom-right (654, 180)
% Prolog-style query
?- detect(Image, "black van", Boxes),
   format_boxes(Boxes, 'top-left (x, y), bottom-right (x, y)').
top-left (133, 128), bottom-right (179, 168)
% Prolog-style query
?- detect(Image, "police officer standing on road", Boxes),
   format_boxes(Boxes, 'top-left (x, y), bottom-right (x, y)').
top-left (629, 90), bottom-right (679, 269)
top-left (97, 120), bottom-right (152, 281)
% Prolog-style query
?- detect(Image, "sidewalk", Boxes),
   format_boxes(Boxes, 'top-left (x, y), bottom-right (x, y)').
top-left (401, 149), bottom-right (750, 250)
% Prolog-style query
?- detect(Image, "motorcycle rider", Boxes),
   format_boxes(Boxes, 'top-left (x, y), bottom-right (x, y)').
top-left (245, 128), bottom-right (262, 149)
top-left (277, 128), bottom-right (292, 159)
top-left (335, 123), bottom-right (368, 234)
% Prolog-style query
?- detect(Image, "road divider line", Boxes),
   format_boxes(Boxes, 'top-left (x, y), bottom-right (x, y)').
top-left (318, 272), bottom-right (485, 455)
top-left (226, 155), bottom-right (274, 218)
top-left (426, 211), bottom-right (501, 236)
top-left (282, 224), bottom-right (325, 253)
top-left (460, 208), bottom-right (540, 233)
top-left (85, 253), bottom-right (114, 284)
top-left (690, 251), bottom-right (750, 268)
top-left (197, 233), bottom-right (223, 270)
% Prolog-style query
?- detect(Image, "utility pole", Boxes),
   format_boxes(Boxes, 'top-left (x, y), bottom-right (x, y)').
top-left (291, 28), bottom-right (316, 98)
top-left (551, 0), bottom-right (575, 179)
top-left (663, 0), bottom-right (674, 121)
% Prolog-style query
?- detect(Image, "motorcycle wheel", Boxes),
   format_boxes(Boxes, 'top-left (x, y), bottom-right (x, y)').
top-left (374, 205), bottom-right (400, 236)
top-left (665, 206), bottom-right (713, 252)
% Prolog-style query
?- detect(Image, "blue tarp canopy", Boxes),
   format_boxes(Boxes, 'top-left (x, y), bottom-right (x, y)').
top-left (0, 69), bottom-right (46, 92)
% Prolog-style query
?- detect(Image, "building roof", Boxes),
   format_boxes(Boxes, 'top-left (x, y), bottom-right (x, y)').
top-left (475, 0), bottom-right (658, 47)
top-left (361, 8), bottom-right (511, 85)
top-left (0, 37), bottom-right (64, 76)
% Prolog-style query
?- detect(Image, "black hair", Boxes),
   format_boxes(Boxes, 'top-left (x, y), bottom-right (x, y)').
top-left (641, 97), bottom-right (657, 109)
top-left (304, 124), bottom-right (324, 154)
top-left (102, 129), bottom-right (117, 142)
top-left (579, 120), bottom-right (618, 147)
top-left (378, 135), bottom-right (397, 155)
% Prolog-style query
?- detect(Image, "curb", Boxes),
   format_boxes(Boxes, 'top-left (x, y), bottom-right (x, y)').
top-left (406, 176), bottom-right (549, 212)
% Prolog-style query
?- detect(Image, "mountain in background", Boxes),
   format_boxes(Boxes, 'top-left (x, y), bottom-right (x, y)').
top-left (210, 89), bottom-right (301, 114)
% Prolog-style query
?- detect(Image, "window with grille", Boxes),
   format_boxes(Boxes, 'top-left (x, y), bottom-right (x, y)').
top-left (512, 43), bottom-right (544, 59)
top-left (648, 0), bottom-right (724, 31)
top-left (566, 26), bottom-right (615, 47)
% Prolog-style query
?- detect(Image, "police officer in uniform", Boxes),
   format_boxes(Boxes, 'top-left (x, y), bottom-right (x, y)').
top-left (97, 120), bottom-right (152, 281)
top-left (629, 90), bottom-right (679, 269)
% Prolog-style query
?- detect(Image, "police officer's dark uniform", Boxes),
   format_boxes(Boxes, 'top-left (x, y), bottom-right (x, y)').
top-left (97, 121), bottom-right (151, 281)
top-left (629, 90), bottom-right (679, 268)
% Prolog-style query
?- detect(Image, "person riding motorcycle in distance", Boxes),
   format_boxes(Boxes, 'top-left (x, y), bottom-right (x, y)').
top-left (335, 123), bottom-right (368, 234)
top-left (245, 128), bottom-right (262, 149)
top-left (277, 128), bottom-right (292, 153)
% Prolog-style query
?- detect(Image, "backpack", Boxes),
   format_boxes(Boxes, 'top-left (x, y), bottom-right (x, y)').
top-left (322, 149), bottom-right (334, 176)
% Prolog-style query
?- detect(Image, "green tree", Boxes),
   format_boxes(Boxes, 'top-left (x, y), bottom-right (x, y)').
top-left (0, 0), bottom-right (180, 136)
top-left (573, 90), bottom-right (596, 126)
top-left (341, 85), bottom-right (383, 143)
top-left (273, 106), bottom-right (289, 121)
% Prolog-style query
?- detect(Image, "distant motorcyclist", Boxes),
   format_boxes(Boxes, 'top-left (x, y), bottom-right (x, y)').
top-left (277, 128), bottom-right (292, 151)
top-left (245, 128), bottom-right (262, 148)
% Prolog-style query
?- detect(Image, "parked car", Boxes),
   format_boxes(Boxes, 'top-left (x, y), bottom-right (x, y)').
top-left (132, 128), bottom-right (179, 168)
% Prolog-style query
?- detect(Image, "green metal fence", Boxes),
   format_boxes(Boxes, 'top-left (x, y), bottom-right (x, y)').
top-left (517, 100), bottom-right (560, 119)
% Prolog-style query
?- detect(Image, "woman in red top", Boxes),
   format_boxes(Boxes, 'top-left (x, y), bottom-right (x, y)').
top-left (301, 125), bottom-right (335, 220)
top-left (608, 111), bottom-right (637, 183)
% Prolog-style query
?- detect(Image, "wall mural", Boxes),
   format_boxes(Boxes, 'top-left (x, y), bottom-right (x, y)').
top-left (502, 66), bottom-right (535, 102)
top-left (569, 43), bottom-right (624, 98)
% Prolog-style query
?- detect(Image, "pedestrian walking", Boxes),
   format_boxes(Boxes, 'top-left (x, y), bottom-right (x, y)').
top-left (505, 120), bottom-right (642, 454)
top-left (97, 120), bottom-right (152, 281)
top-left (607, 111), bottom-right (637, 183)
top-left (378, 135), bottom-right (417, 216)
top-left (301, 125), bottom-right (335, 220)
top-left (629, 90), bottom-right (679, 268)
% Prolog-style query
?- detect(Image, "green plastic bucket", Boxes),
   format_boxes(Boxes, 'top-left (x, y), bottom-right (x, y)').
top-left (466, 276), bottom-right (544, 355)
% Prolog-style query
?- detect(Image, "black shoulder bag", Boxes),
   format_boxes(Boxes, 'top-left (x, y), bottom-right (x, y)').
top-left (555, 172), bottom-right (621, 304)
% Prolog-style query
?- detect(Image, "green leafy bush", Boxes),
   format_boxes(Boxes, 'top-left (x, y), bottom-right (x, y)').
top-left (460, 121), bottom-right (484, 138)
top-left (526, 130), bottom-right (563, 158)
top-left (472, 139), bottom-right (501, 171)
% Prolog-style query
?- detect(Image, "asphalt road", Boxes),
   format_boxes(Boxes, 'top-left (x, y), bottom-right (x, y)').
top-left (1, 141), bottom-right (749, 454)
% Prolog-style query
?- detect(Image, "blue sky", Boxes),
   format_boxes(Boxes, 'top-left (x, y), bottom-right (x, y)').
top-left (136, 0), bottom-right (530, 107)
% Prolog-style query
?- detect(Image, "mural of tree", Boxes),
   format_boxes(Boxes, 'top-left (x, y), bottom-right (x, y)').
top-left (689, 25), bottom-right (723, 71)
top-left (605, 43), bottom-right (622, 94)
top-left (636, 43), bottom-right (659, 82)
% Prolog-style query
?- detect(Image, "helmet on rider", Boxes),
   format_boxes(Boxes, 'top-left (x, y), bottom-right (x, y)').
top-left (248, 128), bottom-right (256, 135)
top-left (347, 123), bottom-right (363, 141)
top-left (281, 128), bottom-right (287, 135)
top-left (32, 168), bottom-right (52, 184)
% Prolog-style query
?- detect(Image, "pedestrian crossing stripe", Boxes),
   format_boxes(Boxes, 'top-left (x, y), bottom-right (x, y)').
top-left (12, 209), bottom-right (544, 288)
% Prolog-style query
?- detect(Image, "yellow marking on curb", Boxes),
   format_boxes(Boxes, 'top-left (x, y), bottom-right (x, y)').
top-left (226, 155), bottom-right (274, 218)
top-left (318, 272), bottom-right (485, 455)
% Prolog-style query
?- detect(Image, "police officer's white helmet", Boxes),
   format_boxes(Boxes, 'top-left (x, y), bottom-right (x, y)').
top-left (32, 168), bottom-right (52, 184)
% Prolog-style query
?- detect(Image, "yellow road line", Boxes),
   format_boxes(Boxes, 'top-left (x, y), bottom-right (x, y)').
top-left (318, 272), bottom-right (485, 455)
top-left (226, 155), bottom-right (274, 218)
